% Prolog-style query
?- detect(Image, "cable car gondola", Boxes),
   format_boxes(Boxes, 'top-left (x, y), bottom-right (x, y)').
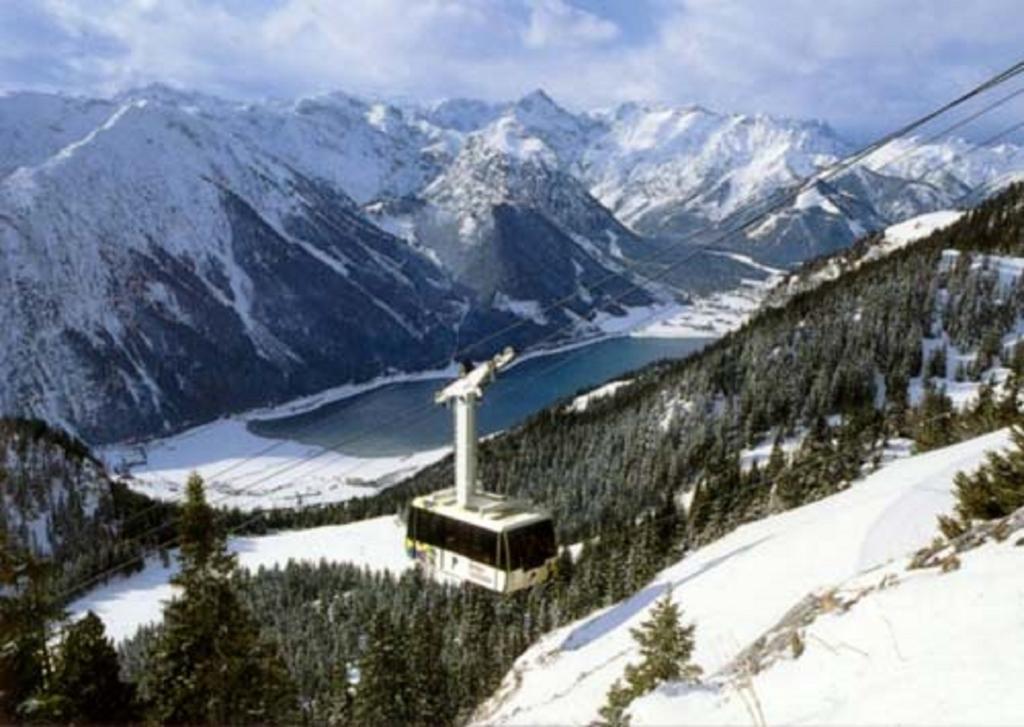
top-left (405, 347), bottom-right (558, 593)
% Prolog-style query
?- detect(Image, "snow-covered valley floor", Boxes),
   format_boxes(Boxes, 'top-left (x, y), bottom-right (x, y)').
top-left (103, 418), bottom-right (449, 512)
top-left (632, 253), bottom-right (784, 338)
top-left (475, 428), bottom-right (1021, 725)
top-left (71, 515), bottom-right (409, 643)
top-left (102, 291), bottom-right (769, 512)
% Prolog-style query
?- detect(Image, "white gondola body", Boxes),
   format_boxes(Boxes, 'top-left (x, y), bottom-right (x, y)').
top-left (405, 348), bottom-right (559, 593)
top-left (406, 489), bottom-right (557, 592)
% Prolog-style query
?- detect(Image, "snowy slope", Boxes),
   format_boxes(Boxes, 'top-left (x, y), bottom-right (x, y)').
top-left (0, 88), bottom-right (467, 443)
top-left (631, 510), bottom-right (1024, 726)
top-left (0, 91), bottom-right (117, 178)
top-left (475, 428), bottom-right (1014, 725)
top-left (907, 248), bottom-right (1024, 410)
top-left (425, 95), bottom-right (1010, 269)
top-left (634, 252), bottom-right (785, 337)
top-left (581, 104), bottom-right (849, 232)
top-left (565, 379), bottom-right (633, 413)
top-left (0, 419), bottom-right (114, 560)
top-left (866, 135), bottom-right (1024, 192)
top-left (70, 515), bottom-right (410, 643)
top-left (865, 209), bottom-right (965, 260)
top-left (407, 94), bottom-right (657, 315)
top-left (772, 209), bottom-right (965, 302)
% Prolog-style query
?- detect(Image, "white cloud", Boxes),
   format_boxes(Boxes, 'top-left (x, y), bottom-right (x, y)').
top-left (635, 0), bottom-right (1024, 136)
top-left (3, 0), bottom-right (1023, 139)
top-left (523, 0), bottom-right (619, 49)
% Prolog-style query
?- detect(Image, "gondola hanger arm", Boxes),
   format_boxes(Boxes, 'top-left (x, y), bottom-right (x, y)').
top-left (435, 346), bottom-right (515, 404)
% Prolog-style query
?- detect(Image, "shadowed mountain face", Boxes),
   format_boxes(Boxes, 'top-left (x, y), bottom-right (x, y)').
top-left (1, 86), bottom-right (1021, 443)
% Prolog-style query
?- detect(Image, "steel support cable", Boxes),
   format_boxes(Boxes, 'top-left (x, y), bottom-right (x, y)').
top-left (61, 59), bottom-right (1024, 600)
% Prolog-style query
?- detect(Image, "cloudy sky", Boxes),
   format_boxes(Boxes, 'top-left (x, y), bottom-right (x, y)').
top-left (2, 0), bottom-right (1022, 139)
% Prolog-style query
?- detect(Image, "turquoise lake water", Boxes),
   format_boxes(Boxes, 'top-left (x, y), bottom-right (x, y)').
top-left (248, 336), bottom-right (712, 457)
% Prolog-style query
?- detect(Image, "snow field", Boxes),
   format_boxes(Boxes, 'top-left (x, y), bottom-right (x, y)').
top-left (632, 516), bottom-right (1024, 725)
top-left (874, 209), bottom-right (964, 252)
top-left (475, 428), bottom-right (1014, 725)
top-left (566, 379), bottom-right (633, 413)
top-left (634, 256), bottom-right (784, 340)
top-left (104, 419), bottom-right (448, 512)
top-left (71, 515), bottom-right (410, 643)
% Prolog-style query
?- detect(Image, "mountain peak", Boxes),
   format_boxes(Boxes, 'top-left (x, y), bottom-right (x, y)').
top-left (516, 88), bottom-right (557, 106)
top-left (119, 82), bottom-right (195, 104)
top-left (505, 88), bottom-right (589, 150)
top-left (292, 90), bottom-right (370, 117)
top-left (115, 83), bottom-right (242, 116)
top-left (512, 89), bottom-right (568, 119)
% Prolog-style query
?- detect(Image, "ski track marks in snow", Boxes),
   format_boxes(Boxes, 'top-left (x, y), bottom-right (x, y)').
top-left (562, 535), bottom-right (773, 653)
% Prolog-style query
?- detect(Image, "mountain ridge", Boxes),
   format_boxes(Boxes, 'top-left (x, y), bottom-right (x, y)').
top-left (3, 85), bottom-right (1024, 443)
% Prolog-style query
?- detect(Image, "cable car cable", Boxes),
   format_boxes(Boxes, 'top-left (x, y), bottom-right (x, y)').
top-left (112, 60), bottom-right (1024, 534)
top-left (79, 100), bottom-right (1024, 597)
top-left (61, 60), bottom-right (1024, 599)
top-left (85, 70), bottom-right (1024, 573)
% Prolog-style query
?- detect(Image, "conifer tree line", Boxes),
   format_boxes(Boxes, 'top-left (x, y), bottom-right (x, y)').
top-left (3, 476), bottom-right (298, 724)
top-left (0, 418), bottom-right (182, 598)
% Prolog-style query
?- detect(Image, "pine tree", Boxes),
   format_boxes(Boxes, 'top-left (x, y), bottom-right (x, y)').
top-left (140, 473), bottom-right (297, 724)
top-left (953, 424), bottom-right (1024, 524)
top-left (353, 610), bottom-right (408, 725)
top-left (914, 385), bottom-right (956, 451)
top-left (598, 678), bottom-right (634, 727)
top-left (624, 588), bottom-right (702, 694)
top-left (0, 537), bottom-right (63, 721)
top-left (687, 481), bottom-right (712, 541)
top-left (48, 611), bottom-right (137, 723)
top-left (598, 588), bottom-right (701, 726)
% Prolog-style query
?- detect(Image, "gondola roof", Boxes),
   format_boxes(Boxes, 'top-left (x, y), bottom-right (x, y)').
top-left (411, 488), bottom-right (551, 532)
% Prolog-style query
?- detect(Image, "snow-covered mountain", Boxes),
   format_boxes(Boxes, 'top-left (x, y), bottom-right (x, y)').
top-left (3, 85), bottom-right (1023, 443)
top-left (0, 92), bottom-right (474, 443)
top-left (582, 104), bottom-right (848, 232)
top-left (578, 103), bottom-right (1024, 265)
